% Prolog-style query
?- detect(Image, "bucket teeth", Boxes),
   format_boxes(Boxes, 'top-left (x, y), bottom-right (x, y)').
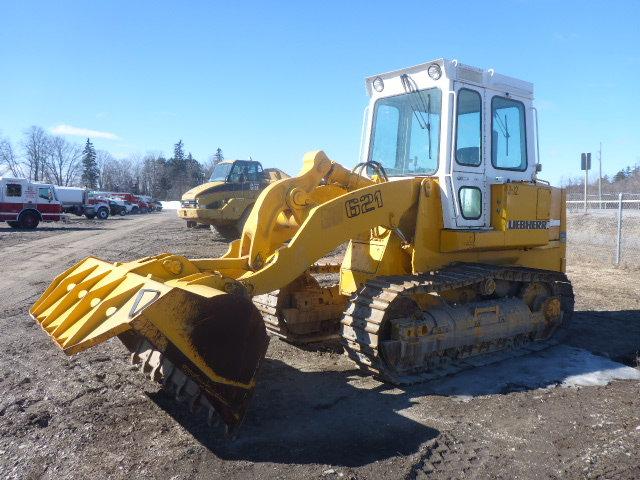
top-left (140, 350), bottom-right (152, 373)
top-left (126, 337), bottom-right (230, 432)
top-left (162, 363), bottom-right (176, 385)
top-left (188, 392), bottom-right (201, 413)
top-left (130, 338), bottom-right (143, 365)
top-left (174, 376), bottom-right (188, 401)
top-left (207, 408), bottom-right (219, 427)
top-left (150, 353), bottom-right (163, 382)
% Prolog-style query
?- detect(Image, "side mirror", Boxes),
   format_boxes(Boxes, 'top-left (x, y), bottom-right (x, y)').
top-left (536, 163), bottom-right (542, 173)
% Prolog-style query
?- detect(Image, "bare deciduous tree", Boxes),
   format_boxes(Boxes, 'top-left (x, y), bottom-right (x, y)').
top-left (22, 126), bottom-right (51, 181)
top-left (0, 136), bottom-right (26, 177)
top-left (45, 136), bottom-right (82, 186)
top-left (203, 155), bottom-right (217, 179)
top-left (96, 150), bottom-right (117, 190)
top-left (3, 126), bottom-right (210, 199)
top-left (96, 151), bottom-right (143, 193)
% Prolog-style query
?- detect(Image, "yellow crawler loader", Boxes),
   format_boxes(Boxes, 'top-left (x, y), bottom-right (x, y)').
top-left (31, 59), bottom-right (572, 434)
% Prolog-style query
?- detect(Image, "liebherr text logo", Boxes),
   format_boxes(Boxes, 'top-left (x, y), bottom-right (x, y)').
top-left (508, 220), bottom-right (548, 230)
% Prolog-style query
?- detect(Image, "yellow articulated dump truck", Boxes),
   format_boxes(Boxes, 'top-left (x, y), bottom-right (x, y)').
top-left (30, 58), bottom-right (572, 435)
top-left (178, 159), bottom-right (289, 237)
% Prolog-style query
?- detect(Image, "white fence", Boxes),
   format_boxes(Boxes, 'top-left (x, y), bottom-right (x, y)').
top-left (566, 193), bottom-right (640, 266)
top-left (567, 192), bottom-right (640, 211)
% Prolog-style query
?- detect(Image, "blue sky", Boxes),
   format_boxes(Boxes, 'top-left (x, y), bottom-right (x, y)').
top-left (1, 0), bottom-right (639, 184)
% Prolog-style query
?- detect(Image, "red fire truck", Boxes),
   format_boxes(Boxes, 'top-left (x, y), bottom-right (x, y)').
top-left (0, 177), bottom-right (63, 228)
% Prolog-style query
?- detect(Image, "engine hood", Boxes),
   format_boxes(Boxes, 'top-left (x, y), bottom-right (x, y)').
top-left (181, 181), bottom-right (226, 201)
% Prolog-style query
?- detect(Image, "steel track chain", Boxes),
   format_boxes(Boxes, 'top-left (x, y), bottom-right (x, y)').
top-left (340, 263), bottom-right (574, 384)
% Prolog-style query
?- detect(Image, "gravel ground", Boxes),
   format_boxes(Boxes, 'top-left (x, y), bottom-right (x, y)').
top-left (1, 211), bottom-right (639, 479)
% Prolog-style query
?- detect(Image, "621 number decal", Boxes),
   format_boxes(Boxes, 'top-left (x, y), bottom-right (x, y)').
top-left (345, 190), bottom-right (383, 218)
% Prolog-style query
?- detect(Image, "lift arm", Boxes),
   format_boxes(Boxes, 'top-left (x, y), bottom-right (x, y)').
top-left (191, 150), bottom-right (420, 295)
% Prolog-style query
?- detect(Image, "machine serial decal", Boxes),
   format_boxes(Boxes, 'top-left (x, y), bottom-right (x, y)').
top-left (345, 190), bottom-right (383, 218)
top-left (508, 220), bottom-right (548, 230)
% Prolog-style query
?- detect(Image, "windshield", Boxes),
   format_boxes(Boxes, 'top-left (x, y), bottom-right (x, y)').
top-left (209, 163), bottom-right (233, 182)
top-left (369, 87), bottom-right (442, 176)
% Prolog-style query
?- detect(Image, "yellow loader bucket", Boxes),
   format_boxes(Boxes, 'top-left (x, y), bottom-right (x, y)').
top-left (30, 254), bottom-right (269, 433)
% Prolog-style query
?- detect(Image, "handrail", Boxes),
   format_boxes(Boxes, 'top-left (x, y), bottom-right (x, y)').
top-left (532, 106), bottom-right (541, 175)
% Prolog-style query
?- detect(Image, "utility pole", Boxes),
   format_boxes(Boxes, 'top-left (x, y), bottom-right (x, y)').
top-left (598, 142), bottom-right (603, 209)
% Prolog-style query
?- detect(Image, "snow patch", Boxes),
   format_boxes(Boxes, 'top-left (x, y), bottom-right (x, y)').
top-left (161, 201), bottom-right (181, 210)
top-left (427, 345), bottom-right (640, 398)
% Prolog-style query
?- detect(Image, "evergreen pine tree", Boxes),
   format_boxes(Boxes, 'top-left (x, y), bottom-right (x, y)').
top-left (185, 152), bottom-right (204, 186)
top-left (81, 138), bottom-right (99, 188)
top-left (169, 139), bottom-right (189, 197)
top-left (170, 140), bottom-right (187, 174)
top-left (613, 170), bottom-right (627, 183)
top-left (174, 140), bottom-right (185, 162)
top-left (213, 147), bottom-right (224, 165)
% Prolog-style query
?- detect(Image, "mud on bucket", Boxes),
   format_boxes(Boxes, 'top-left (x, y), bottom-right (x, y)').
top-left (121, 287), bottom-right (270, 432)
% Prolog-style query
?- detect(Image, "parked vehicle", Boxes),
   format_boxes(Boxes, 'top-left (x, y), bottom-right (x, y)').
top-left (138, 195), bottom-right (157, 212)
top-left (121, 200), bottom-right (136, 214)
top-left (55, 186), bottom-right (110, 220)
top-left (178, 160), bottom-right (289, 236)
top-left (0, 177), bottom-right (63, 228)
top-left (104, 197), bottom-right (128, 216)
top-left (92, 191), bottom-right (150, 213)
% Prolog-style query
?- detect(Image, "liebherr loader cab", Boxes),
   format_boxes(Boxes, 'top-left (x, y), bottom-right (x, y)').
top-left (30, 59), bottom-right (571, 436)
top-left (363, 59), bottom-right (545, 230)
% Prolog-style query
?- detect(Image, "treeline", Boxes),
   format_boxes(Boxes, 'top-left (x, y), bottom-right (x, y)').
top-left (0, 126), bottom-right (223, 200)
top-left (563, 162), bottom-right (640, 195)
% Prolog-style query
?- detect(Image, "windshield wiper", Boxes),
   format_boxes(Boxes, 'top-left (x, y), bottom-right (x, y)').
top-left (400, 74), bottom-right (433, 159)
top-left (494, 112), bottom-right (510, 156)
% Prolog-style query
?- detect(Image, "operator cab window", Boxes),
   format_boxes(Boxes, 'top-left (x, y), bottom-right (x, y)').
top-left (459, 186), bottom-right (482, 220)
top-left (255, 163), bottom-right (264, 182)
top-left (6, 183), bottom-right (22, 197)
top-left (243, 162), bottom-right (263, 182)
top-left (38, 187), bottom-right (52, 201)
top-left (369, 87), bottom-right (442, 176)
top-left (209, 163), bottom-right (233, 182)
top-left (228, 162), bottom-right (247, 183)
top-left (491, 96), bottom-right (527, 171)
top-left (455, 89), bottom-right (482, 166)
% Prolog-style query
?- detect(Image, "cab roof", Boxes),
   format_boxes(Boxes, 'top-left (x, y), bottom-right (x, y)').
top-left (365, 58), bottom-right (533, 99)
top-left (218, 159), bottom-right (259, 165)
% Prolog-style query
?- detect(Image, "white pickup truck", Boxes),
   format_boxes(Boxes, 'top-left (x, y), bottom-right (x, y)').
top-left (55, 186), bottom-right (111, 220)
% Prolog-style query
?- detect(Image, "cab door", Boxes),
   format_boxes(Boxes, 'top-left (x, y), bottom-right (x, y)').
top-left (37, 186), bottom-right (61, 221)
top-left (237, 161), bottom-right (263, 200)
top-left (449, 84), bottom-right (489, 228)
